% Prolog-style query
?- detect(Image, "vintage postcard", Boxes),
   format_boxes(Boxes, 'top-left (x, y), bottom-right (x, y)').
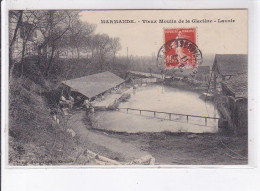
top-left (7, 9), bottom-right (248, 166)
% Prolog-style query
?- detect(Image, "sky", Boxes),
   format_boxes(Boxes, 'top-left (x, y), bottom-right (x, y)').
top-left (79, 10), bottom-right (247, 57)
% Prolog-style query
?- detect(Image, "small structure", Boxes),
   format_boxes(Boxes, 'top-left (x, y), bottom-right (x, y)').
top-left (211, 54), bottom-right (248, 134)
top-left (212, 54), bottom-right (247, 91)
top-left (195, 66), bottom-right (210, 82)
top-left (210, 54), bottom-right (248, 134)
top-left (61, 71), bottom-right (125, 102)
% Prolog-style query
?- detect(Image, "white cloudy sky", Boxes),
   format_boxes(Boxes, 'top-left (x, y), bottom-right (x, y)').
top-left (79, 10), bottom-right (247, 57)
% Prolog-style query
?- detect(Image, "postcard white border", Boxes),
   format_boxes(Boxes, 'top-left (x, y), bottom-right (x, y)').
top-left (2, 0), bottom-right (260, 190)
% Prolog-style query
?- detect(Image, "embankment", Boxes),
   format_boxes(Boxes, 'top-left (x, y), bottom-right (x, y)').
top-left (9, 76), bottom-right (92, 165)
top-left (164, 77), bottom-right (208, 93)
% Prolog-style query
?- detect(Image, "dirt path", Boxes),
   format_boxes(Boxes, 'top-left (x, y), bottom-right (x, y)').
top-left (67, 111), bottom-right (247, 165)
top-left (67, 111), bottom-right (150, 162)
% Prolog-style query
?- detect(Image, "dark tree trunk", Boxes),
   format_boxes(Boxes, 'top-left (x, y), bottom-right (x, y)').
top-left (20, 42), bottom-right (26, 76)
top-left (76, 46), bottom-right (80, 63)
top-left (9, 11), bottom-right (23, 81)
top-left (45, 45), bottom-right (56, 77)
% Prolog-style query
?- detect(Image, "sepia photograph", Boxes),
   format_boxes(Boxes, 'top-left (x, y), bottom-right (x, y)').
top-left (7, 9), bottom-right (248, 166)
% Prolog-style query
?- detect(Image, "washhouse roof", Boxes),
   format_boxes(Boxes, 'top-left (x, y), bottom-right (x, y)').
top-left (62, 71), bottom-right (125, 99)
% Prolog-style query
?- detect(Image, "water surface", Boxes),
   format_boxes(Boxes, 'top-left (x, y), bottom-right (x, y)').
top-left (93, 84), bottom-right (219, 133)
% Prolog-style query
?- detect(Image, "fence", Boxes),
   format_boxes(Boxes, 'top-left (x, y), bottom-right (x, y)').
top-left (118, 107), bottom-right (221, 126)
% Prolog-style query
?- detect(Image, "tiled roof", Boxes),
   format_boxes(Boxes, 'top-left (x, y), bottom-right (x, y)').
top-left (222, 73), bottom-right (248, 98)
top-left (214, 54), bottom-right (248, 76)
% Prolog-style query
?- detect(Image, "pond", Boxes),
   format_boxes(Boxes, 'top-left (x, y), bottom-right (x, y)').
top-left (93, 84), bottom-right (219, 133)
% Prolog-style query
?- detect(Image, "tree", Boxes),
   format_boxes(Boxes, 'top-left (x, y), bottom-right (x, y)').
top-left (109, 37), bottom-right (121, 63)
top-left (9, 10), bottom-right (23, 81)
top-left (35, 10), bottom-right (75, 76)
top-left (18, 11), bottom-right (45, 75)
top-left (68, 20), bottom-right (96, 61)
top-left (86, 35), bottom-right (98, 62)
top-left (9, 10), bottom-right (122, 78)
top-left (92, 34), bottom-right (113, 70)
top-left (9, 10), bottom-right (73, 77)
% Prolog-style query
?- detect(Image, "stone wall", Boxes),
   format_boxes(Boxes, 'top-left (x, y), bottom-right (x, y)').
top-left (214, 95), bottom-right (247, 134)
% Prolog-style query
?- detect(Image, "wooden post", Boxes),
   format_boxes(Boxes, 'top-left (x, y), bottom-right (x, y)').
top-left (187, 115), bottom-right (189, 123)
top-left (213, 71), bottom-right (217, 90)
top-left (140, 110), bottom-right (141, 115)
top-left (154, 112), bottom-right (156, 117)
top-left (205, 118), bottom-right (207, 125)
top-left (127, 108), bottom-right (128, 113)
top-left (169, 113), bottom-right (171, 120)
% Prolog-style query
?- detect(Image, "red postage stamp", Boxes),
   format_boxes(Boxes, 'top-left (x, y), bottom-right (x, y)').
top-left (160, 28), bottom-right (201, 69)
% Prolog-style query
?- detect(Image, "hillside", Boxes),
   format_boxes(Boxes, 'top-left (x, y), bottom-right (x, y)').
top-left (9, 59), bottom-right (92, 165)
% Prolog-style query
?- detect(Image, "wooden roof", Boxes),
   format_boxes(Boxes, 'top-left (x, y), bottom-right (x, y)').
top-left (62, 71), bottom-right (125, 99)
top-left (213, 54), bottom-right (248, 76)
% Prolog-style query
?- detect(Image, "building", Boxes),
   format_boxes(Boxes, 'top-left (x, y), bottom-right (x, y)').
top-left (212, 54), bottom-right (248, 134)
top-left (195, 65), bottom-right (210, 82)
top-left (221, 74), bottom-right (248, 134)
top-left (212, 54), bottom-right (248, 91)
top-left (61, 71), bottom-right (125, 101)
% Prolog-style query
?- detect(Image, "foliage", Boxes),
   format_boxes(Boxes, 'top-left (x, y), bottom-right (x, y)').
top-left (9, 10), bottom-right (122, 79)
